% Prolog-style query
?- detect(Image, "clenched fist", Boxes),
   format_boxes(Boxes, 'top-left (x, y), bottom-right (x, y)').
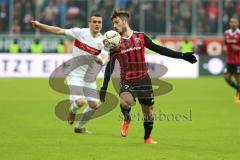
top-left (31, 20), bottom-right (41, 28)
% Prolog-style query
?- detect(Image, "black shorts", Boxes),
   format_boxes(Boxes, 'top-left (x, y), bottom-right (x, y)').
top-left (225, 64), bottom-right (240, 74)
top-left (119, 75), bottom-right (154, 106)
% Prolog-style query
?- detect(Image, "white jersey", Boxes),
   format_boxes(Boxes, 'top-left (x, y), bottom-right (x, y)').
top-left (65, 28), bottom-right (107, 102)
top-left (65, 28), bottom-right (104, 58)
top-left (65, 28), bottom-right (106, 80)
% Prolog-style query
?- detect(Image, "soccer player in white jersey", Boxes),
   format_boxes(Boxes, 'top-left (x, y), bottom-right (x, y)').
top-left (31, 13), bottom-right (109, 133)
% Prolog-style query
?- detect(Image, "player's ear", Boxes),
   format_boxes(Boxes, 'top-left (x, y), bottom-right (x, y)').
top-left (122, 19), bottom-right (127, 25)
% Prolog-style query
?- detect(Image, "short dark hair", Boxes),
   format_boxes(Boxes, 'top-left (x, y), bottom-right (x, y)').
top-left (111, 10), bottom-right (130, 21)
top-left (89, 12), bottom-right (102, 19)
top-left (230, 17), bottom-right (239, 21)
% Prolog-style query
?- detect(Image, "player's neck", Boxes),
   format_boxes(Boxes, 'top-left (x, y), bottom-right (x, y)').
top-left (122, 27), bottom-right (133, 38)
top-left (231, 28), bottom-right (237, 33)
top-left (90, 30), bottom-right (100, 38)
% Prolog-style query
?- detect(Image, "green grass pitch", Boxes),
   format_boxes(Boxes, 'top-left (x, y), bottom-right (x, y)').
top-left (0, 77), bottom-right (239, 160)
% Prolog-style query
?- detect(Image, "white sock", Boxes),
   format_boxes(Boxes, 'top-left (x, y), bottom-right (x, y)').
top-left (76, 106), bottom-right (96, 129)
top-left (70, 101), bottom-right (78, 113)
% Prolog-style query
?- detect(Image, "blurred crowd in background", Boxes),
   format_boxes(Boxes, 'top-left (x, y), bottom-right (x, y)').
top-left (0, 0), bottom-right (239, 53)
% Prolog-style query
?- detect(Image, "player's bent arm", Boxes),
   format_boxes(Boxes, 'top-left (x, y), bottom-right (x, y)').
top-left (99, 56), bottom-right (116, 102)
top-left (96, 54), bottom-right (109, 65)
top-left (223, 45), bottom-right (228, 54)
top-left (232, 44), bottom-right (240, 51)
top-left (101, 56), bottom-right (116, 90)
top-left (31, 20), bottom-right (65, 35)
top-left (95, 48), bottom-right (110, 65)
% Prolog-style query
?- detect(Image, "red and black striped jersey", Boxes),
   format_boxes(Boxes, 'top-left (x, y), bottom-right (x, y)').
top-left (111, 31), bottom-right (151, 81)
top-left (101, 30), bottom-right (184, 90)
top-left (224, 29), bottom-right (240, 64)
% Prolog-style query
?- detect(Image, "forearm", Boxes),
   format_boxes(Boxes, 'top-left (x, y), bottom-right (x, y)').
top-left (144, 34), bottom-right (196, 63)
top-left (150, 43), bottom-right (183, 58)
top-left (38, 23), bottom-right (65, 35)
top-left (101, 63), bottom-right (111, 90)
top-left (101, 58), bottom-right (115, 89)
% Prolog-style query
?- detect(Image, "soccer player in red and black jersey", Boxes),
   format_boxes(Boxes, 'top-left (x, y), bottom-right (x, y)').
top-left (223, 17), bottom-right (240, 103)
top-left (100, 10), bottom-right (197, 144)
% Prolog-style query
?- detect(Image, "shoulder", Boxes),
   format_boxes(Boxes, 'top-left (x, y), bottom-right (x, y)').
top-left (133, 31), bottom-right (145, 36)
top-left (133, 31), bottom-right (150, 40)
top-left (224, 29), bottom-right (231, 35)
top-left (236, 29), bottom-right (240, 35)
top-left (65, 27), bottom-right (84, 33)
top-left (80, 28), bottom-right (89, 32)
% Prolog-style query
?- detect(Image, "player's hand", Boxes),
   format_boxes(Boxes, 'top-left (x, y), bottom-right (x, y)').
top-left (181, 52), bottom-right (197, 64)
top-left (95, 57), bottom-right (103, 65)
top-left (31, 20), bottom-right (41, 29)
top-left (99, 88), bottom-right (107, 102)
top-left (95, 53), bottom-right (109, 65)
top-left (223, 45), bottom-right (228, 54)
top-left (232, 45), bottom-right (240, 51)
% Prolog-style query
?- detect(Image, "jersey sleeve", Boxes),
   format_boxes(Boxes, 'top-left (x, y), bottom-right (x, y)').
top-left (65, 27), bottom-right (83, 39)
top-left (101, 53), bottom-right (116, 90)
top-left (100, 47), bottom-right (110, 55)
top-left (143, 33), bottom-right (183, 58)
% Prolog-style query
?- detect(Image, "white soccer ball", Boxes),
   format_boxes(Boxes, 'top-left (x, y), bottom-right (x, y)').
top-left (103, 30), bottom-right (121, 50)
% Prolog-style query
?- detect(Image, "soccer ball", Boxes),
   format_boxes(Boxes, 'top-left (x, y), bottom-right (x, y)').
top-left (103, 30), bottom-right (121, 50)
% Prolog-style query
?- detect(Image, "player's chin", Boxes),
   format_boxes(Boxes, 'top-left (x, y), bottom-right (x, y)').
top-left (114, 28), bottom-right (119, 32)
top-left (94, 28), bottom-right (100, 32)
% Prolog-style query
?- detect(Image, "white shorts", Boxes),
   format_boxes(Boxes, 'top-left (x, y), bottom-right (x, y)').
top-left (66, 76), bottom-right (99, 102)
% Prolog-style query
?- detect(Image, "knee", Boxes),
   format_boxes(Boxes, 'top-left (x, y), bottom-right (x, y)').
top-left (224, 74), bottom-right (231, 81)
top-left (120, 98), bottom-right (134, 108)
top-left (89, 102), bottom-right (99, 110)
top-left (75, 99), bottom-right (87, 107)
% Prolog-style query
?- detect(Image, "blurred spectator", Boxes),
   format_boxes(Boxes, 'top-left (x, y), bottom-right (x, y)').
top-left (144, 0), bottom-right (166, 33)
top-left (30, 39), bottom-right (44, 53)
top-left (9, 39), bottom-right (21, 53)
top-left (197, 0), bottom-right (219, 34)
top-left (120, 0), bottom-right (140, 31)
top-left (223, 0), bottom-right (240, 32)
top-left (118, 0), bottom-right (130, 8)
top-left (12, 19), bottom-right (21, 33)
top-left (41, 1), bottom-right (59, 26)
top-left (12, 0), bottom-right (36, 33)
top-left (65, 0), bottom-right (87, 28)
top-left (207, 0), bottom-right (218, 33)
top-left (56, 39), bottom-right (65, 53)
top-left (174, 20), bottom-right (188, 34)
top-left (179, 38), bottom-right (194, 53)
top-left (22, 1), bottom-right (35, 33)
top-left (0, 2), bottom-right (9, 33)
top-left (95, 0), bottom-right (115, 32)
top-left (170, 0), bottom-right (192, 35)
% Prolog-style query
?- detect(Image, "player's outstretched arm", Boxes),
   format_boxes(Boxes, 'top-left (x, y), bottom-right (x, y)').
top-left (31, 20), bottom-right (66, 35)
top-left (144, 34), bottom-right (197, 64)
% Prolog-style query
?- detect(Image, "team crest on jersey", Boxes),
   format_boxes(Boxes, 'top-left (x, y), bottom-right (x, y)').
top-left (135, 38), bottom-right (141, 43)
